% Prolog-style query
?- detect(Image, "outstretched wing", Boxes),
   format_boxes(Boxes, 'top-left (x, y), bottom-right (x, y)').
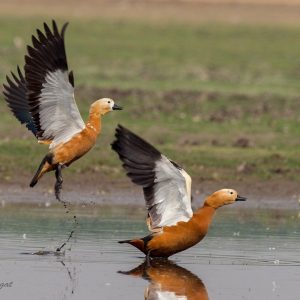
top-left (25, 20), bottom-right (85, 149)
top-left (112, 125), bottom-right (193, 231)
top-left (3, 66), bottom-right (37, 136)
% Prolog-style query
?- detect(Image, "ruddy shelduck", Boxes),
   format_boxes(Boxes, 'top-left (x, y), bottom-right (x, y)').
top-left (112, 125), bottom-right (246, 260)
top-left (120, 260), bottom-right (209, 300)
top-left (3, 21), bottom-right (122, 201)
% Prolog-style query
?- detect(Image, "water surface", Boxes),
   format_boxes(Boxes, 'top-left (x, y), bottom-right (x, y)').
top-left (0, 203), bottom-right (299, 299)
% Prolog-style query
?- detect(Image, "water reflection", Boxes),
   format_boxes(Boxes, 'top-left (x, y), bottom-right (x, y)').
top-left (120, 259), bottom-right (209, 300)
top-left (1, 205), bottom-right (300, 299)
top-left (60, 260), bottom-right (77, 298)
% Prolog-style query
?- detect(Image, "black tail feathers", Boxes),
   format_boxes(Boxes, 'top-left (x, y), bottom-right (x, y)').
top-left (118, 240), bottom-right (132, 244)
top-left (29, 154), bottom-right (50, 187)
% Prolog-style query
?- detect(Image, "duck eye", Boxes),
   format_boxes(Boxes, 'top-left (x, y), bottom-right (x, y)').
top-left (108, 100), bottom-right (111, 103)
top-left (230, 191), bottom-right (233, 194)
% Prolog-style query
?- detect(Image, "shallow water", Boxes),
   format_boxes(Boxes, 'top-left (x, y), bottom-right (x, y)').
top-left (0, 203), bottom-right (299, 300)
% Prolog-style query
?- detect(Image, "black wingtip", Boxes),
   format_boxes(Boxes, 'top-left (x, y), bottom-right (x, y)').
top-left (25, 20), bottom-right (71, 136)
top-left (16, 65), bottom-right (23, 79)
top-left (5, 75), bottom-right (11, 84)
top-left (112, 124), bottom-right (161, 156)
top-left (68, 70), bottom-right (74, 87)
top-left (111, 125), bottom-right (162, 187)
top-left (36, 28), bottom-right (47, 42)
top-left (3, 67), bottom-right (38, 136)
top-left (61, 22), bottom-right (69, 37)
top-left (43, 22), bottom-right (53, 38)
top-left (52, 20), bottom-right (58, 34)
top-left (10, 71), bottom-right (19, 84)
top-left (112, 125), bottom-right (161, 156)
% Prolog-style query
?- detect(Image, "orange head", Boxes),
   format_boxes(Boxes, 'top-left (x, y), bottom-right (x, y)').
top-left (90, 98), bottom-right (122, 116)
top-left (204, 189), bottom-right (246, 209)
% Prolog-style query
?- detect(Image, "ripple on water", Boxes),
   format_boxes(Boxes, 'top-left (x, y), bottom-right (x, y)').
top-left (0, 205), bottom-right (300, 300)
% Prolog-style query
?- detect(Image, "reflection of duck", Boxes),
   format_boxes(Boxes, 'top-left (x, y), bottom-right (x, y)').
top-left (112, 126), bottom-right (246, 260)
top-left (119, 259), bottom-right (209, 300)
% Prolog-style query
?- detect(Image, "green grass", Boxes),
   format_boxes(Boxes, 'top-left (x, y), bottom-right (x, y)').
top-left (2, 17), bottom-right (300, 94)
top-left (1, 17), bottom-right (300, 183)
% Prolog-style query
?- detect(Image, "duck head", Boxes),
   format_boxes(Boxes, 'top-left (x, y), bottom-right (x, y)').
top-left (90, 98), bottom-right (122, 116)
top-left (204, 188), bottom-right (246, 209)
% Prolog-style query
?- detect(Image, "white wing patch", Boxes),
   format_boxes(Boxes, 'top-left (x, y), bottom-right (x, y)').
top-left (148, 155), bottom-right (193, 230)
top-left (179, 168), bottom-right (192, 207)
top-left (39, 70), bottom-right (85, 149)
top-left (148, 290), bottom-right (187, 300)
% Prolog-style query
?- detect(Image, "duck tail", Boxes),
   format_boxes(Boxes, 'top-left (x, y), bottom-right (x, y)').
top-left (118, 239), bottom-right (132, 244)
top-left (29, 154), bottom-right (52, 187)
top-left (118, 239), bottom-right (147, 254)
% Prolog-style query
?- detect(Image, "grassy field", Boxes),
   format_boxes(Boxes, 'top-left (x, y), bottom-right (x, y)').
top-left (2, 18), bottom-right (300, 94)
top-left (1, 17), bottom-right (300, 184)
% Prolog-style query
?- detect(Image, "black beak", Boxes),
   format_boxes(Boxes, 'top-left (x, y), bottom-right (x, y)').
top-left (112, 104), bottom-right (123, 110)
top-left (236, 195), bottom-right (247, 201)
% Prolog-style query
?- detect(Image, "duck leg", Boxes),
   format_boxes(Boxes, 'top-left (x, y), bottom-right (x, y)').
top-left (55, 163), bottom-right (64, 202)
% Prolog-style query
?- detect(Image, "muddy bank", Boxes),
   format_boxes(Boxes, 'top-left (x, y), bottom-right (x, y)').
top-left (1, 176), bottom-right (300, 210)
top-left (2, 0), bottom-right (300, 25)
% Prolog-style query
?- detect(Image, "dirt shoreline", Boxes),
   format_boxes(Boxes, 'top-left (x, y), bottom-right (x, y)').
top-left (2, 0), bottom-right (300, 25)
top-left (1, 176), bottom-right (300, 210)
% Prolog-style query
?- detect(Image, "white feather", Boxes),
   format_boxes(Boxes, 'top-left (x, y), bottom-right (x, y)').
top-left (148, 290), bottom-right (187, 300)
top-left (148, 155), bottom-right (193, 229)
top-left (38, 69), bottom-right (85, 149)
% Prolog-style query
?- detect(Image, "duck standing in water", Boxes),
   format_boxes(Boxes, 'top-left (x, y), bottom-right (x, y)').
top-left (3, 21), bottom-right (122, 201)
top-left (112, 125), bottom-right (246, 261)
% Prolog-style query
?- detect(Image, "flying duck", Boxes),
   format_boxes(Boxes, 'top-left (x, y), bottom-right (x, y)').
top-left (3, 20), bottom-right (122, 201)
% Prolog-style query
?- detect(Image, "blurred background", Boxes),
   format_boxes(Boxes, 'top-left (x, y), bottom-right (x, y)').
top-left (1, 0), bottom-right (300, 198)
